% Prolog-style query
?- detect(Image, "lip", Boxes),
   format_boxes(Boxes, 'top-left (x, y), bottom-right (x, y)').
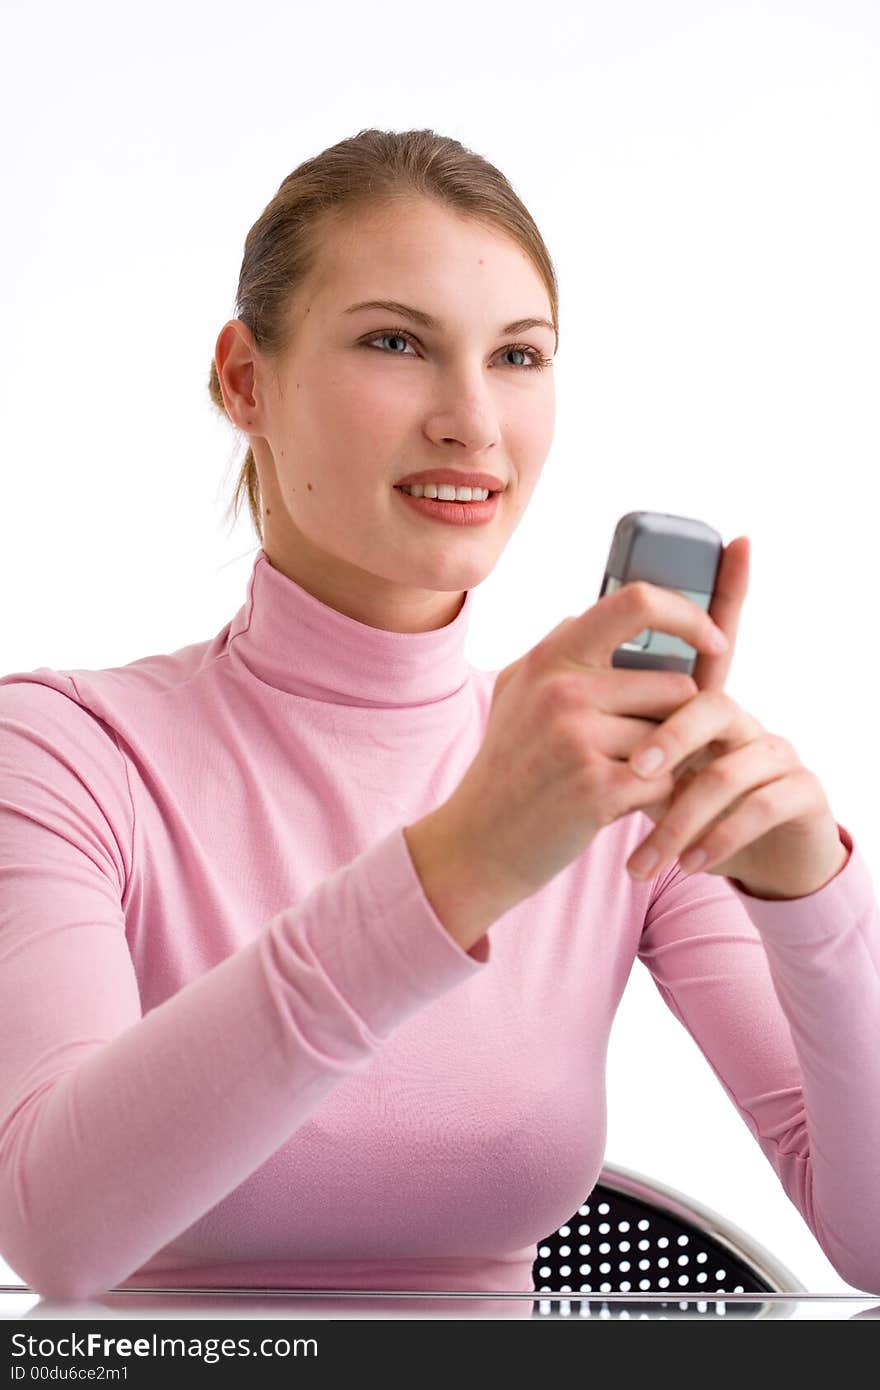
top-left (394, 487), bottom-right (501, 527)
top-left (394, 469), bottom-right (506, 492)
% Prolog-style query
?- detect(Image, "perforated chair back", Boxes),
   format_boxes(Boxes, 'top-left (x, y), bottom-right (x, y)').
top-left (532, 1161), bottom-right (806, 1298)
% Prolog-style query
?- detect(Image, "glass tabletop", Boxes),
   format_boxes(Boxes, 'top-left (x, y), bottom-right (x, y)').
top-left (2, 1286), bottom-right (878, 1320)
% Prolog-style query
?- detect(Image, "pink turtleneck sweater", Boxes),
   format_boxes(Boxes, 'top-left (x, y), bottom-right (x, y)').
top-left (1, 548), bottom-right (879, 1305)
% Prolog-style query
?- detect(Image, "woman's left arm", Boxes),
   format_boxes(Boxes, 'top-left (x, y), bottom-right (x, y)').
top-left (636, 816), bottom-right (880, 1294)
top-left (627, 535), bottom-right (880, 1291)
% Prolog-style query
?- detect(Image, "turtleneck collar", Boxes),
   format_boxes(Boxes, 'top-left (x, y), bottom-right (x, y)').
top-left (226, 549), bottom-right (475, 707)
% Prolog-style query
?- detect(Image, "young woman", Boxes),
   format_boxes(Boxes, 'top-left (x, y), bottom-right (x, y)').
top-left (1, 128), bottom-right (877, 1306)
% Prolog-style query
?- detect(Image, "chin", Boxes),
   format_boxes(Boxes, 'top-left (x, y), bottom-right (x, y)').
top-left (419, 559), bottom-right (497, 592)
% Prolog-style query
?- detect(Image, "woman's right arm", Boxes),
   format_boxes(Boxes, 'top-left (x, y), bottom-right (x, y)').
top-left (0, 681), bottom-right (489, 1304)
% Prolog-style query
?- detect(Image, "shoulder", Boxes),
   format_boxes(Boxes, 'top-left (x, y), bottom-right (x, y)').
top-left (0, 671), bottom-right (134, 891)
top-left (0, 668), bottom-right (124, 762)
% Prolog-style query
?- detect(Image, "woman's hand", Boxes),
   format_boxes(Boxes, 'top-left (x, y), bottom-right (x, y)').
top-left (625, 537), bottom-right (850, 899)
top-left (418, 579), bottom-right (734, 920)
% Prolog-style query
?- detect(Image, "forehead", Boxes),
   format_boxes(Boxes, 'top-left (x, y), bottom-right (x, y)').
top-left (310, 201), bottom-right (549, 311)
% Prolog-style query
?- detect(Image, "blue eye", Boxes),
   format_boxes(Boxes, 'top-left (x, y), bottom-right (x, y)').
top-left (362, 327), bottom-right (551, 372)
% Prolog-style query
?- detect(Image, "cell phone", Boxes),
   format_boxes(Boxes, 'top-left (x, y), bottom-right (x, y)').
top-left (598, 511), bottom-right (723, 675)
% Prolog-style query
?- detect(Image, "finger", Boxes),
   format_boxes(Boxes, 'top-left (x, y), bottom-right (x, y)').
top-left (594, 710), bottom-right (702, 768)
top-left (626, 734), bottom-right (799, 879)
top-left (597, 710), bottom-right (726, 829)
top-left (568, 666), bottom-right (699, 720)
top-left (563, 579), bottom-right (730, 670)
top-left (627, 689), bottom-right (762, 781)
top-left (680, 767), bottom-right (824, 876)
top-left (709, 535), bottom-right (750, 636)
top-left (692, 535), bottom-right (750, 693)
top-left (666, 767), bottom-right (821, 879)
top-left (625, 742), bottom-right (721, 830)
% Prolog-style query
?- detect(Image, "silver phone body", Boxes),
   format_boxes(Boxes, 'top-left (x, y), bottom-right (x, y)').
top-left (598, 512), bottom-right (723, 675)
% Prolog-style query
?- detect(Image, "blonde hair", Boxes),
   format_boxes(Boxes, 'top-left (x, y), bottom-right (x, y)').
top-left (208, 127), bottom-right (560, 545)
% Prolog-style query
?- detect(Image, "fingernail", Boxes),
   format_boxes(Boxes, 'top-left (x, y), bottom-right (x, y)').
top-left (629, 845), bottom-right (660, 878)
top-left (710, 628), bottom-right (729, 652)
top-left (630, 745), bottom-right (665, 776)
top-left (680, 848), bottom-right (708, 873)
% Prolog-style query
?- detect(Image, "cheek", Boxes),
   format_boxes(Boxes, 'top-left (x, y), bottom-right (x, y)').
top-left (357, 387), bottom-right (415, 439)
top-left (510, 410), bottom-right (554, 481)
top-left (521, 400), bottom-right (555, 472)
top-left (528, 386), bottom-right (556, 452)
top-left (323, 362), bottom-right (408, 436)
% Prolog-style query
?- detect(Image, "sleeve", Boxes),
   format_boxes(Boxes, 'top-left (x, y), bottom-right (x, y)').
top-left (636, 817), bottom-right (880, 1295)
top-left (0, 679), bottom-right (490, 1304)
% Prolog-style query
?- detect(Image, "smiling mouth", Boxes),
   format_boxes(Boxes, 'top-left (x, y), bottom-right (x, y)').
top-left (393, 486), bottom-right (502, 498)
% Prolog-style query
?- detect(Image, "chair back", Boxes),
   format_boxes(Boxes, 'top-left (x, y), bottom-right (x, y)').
top-left (532, 1161), bottom-right (807, 1300)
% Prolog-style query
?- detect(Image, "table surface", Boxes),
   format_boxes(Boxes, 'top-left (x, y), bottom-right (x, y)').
top-left (2, 1286), bottom-right (878, 1320)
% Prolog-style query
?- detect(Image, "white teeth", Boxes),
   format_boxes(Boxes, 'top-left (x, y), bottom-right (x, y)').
top-left (399, 483), bottom-right (492, 501)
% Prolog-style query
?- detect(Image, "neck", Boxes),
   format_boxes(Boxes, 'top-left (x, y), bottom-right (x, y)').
top-left (224, 548), bottom-right (475, 708)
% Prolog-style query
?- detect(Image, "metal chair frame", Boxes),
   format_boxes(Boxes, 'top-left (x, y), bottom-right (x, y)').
top-left (533, 1160), bottom-right (807, 1297)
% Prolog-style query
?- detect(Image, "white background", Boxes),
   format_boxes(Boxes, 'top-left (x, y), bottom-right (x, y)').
top-left (1, 0), bottom-right (878, 1298)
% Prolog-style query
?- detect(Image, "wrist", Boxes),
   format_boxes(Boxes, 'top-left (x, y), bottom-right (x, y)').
top-left (730, 839), bottom-right (851, 900)
top-left (404, 805), bottom-right (519, 951)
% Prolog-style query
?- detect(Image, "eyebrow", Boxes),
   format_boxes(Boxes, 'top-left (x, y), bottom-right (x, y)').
top-left (342, 299), bottom-right (557, 343)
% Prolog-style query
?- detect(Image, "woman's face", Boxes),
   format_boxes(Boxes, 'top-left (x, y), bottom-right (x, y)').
top-left (216, 198), bottom-right (557, 632)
